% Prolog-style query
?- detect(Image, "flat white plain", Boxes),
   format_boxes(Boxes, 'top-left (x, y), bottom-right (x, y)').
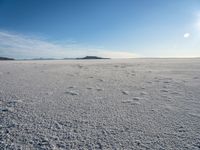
top-left (0, 59), bottom-right (200, 149)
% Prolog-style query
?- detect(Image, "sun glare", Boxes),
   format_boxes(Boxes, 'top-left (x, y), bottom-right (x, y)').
top-left (184, 33), bottom-right (190, 38)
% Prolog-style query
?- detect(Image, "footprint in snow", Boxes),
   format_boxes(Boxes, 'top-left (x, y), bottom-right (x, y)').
top-left (146, 81), bottom-right (152, 84)
top-left (121, 90), bottom-right (129, 95)
top-left (1, 107), bottom-right (13, 112)
top-left (189, 113), bottom-right (200, 118)
top-left (98, 79), bottom-right (104, 82)
top-left (114, 65), bottom-right (119, 68)
top-left (131, 101), bottom-right (140, 105)
top-left (122, 97), bottom-right (141, 105)
top-left (96, 88), bottom-right (103, 91)
top-left (68, 86), bottom-right (75, 89)
top-left (140, 92), bottom-right (147, 96)
top-left (163, 85), bottom-right (168, 89)
top-left (7, 100), bottom-right (22, 106)
top-left (132, 97), bottom-right (140, 101)
top-left (121, 100), bottom-right (133, 104)
top-left (171, 92), bottom-right (180, 95)
top-left (177, 126), bottom-right (186, 133)
top-left (65, 91), bottom-right (79, 96)
top-left (163, 81), bottom-right (171, 84)
top-left (45, 91), bottom-right (53, 95)
top-left (1, 108), bottom-right (9, 112)
top-left (160, 89), bottom-right (168, 93)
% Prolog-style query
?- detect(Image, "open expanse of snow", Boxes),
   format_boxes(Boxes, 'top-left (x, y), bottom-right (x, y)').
top-left (0, 59), bottom-right (200, 149)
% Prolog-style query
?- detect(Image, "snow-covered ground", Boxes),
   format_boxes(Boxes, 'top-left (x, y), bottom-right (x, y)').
top-left (0, 59), bottom-right (200, 149)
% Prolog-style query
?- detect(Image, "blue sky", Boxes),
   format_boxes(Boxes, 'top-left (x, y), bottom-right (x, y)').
top-left (0, 0), bottom-right (200, 58)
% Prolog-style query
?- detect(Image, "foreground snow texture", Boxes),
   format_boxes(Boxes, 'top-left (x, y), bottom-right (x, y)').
top-left (0, 59), bottom-right (200, 150)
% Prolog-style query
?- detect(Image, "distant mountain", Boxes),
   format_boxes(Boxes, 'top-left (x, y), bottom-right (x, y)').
top-left (0, 57), bottom-right (15, 60)
top-left (32, 58), bottom-right (56, 60)
top-left (76, 56), bottom-right (110, 60)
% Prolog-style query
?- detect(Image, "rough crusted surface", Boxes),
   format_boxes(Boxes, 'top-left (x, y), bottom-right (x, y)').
top-left (0, 59), bottom-right (200, 149)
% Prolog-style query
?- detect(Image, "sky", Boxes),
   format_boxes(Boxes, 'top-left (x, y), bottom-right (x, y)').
top-left (0, 0), bottom-right (200, 59)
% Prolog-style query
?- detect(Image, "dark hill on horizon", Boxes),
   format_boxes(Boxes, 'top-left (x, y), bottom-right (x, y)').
top-left (0, 57), bottom-right (15, 60)
top-left (76, 56), bottom-right (110, 60)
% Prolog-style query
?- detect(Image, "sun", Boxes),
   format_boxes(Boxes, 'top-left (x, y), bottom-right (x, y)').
top-left (184, 33), bottom-right (190, 38)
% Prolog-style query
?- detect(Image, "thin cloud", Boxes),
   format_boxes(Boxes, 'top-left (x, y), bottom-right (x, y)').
top-left (97, 51), bottom-right (138, 58)
top-left (0, 31), bottom-right (74, 58)
top-left (0, 30), bottom-right (138, 59)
